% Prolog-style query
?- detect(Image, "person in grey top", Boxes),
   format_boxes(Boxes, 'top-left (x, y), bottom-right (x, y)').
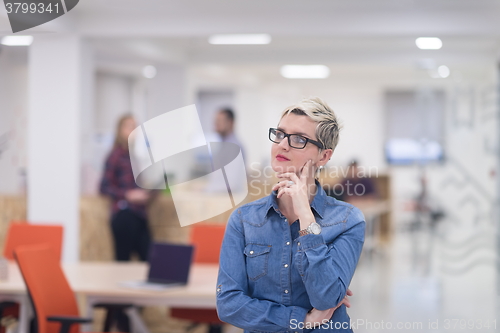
top-left (215, 107), bottom-right (245, 160)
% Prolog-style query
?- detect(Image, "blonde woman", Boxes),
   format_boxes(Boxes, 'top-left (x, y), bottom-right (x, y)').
top-left (100, 114), bottom-right (152, 262)
top-left (217, 98), bottom-right (365, 332)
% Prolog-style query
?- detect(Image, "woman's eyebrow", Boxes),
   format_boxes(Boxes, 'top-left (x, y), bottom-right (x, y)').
top-left (277, 127), bottom-right (312, 138)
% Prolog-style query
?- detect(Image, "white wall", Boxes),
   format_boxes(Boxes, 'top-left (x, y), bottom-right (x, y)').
top-left (80, 44), bottom-right (96, 196)
top-left (0, 47), bottom-right (28, 195)
top-left (145, 64), bottom-right (187, 120)
top-left (27, 35), bottom-right (90, 262)
top-left (87, 72), bottom-right (135, 195)
top-left (95, 72), bottom-right (134, 133)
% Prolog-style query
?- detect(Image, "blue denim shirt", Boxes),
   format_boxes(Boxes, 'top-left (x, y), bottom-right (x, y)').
top-left (216, 181), bottom-right (365, 333)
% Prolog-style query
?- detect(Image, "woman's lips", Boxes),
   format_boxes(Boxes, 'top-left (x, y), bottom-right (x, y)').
top-left (276, 154), bottom-right (290, 161)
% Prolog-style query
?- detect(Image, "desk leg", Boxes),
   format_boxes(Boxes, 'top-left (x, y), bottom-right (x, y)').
top-left (124, 307), bottom-right (150, 333)
top-left (81, 297), bottom-right (94, 333)
top-left (18, 296), bottom-right (32, 333)
top-left (80, 296), bottom-right (150, 333)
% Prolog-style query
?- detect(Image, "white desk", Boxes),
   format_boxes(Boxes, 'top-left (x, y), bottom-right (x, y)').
top-left (0, 262), bottom-right (219, 333)
top-left (350, 199), bottom-right (390, 254)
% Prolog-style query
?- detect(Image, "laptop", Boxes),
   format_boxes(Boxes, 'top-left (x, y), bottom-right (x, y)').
top-left (120, 243), bottom-right (195, 290)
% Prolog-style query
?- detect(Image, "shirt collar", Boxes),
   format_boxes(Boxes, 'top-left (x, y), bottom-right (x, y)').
top-left (266, 179), bottom-right (326, 219)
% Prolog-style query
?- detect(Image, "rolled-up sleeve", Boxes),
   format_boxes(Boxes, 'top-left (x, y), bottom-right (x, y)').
top-left (294, 207), bottom-right (365, 310)
top-left (217, 210), bottom-right (309, 332)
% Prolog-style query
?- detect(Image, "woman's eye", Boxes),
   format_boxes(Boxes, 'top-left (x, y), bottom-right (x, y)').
top-left (276, 132), bottom-right (285, 139)
top-left (292, 136), bottom-right (306, 144)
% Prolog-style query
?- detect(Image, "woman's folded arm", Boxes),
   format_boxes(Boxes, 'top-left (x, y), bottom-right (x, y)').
top-left (294, 207), bottom-right (365, 310)
top-left (217, 213), bottom-right (309, 333)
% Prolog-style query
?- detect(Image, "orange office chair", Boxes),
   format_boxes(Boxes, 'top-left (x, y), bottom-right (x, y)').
top-left (3, 223), bottom-right (64, 260)
top-left (0, 223), bottom-right (64, 333)
top-left (14, 244), bottom-right (119, 333)
top-left (170, 224), bottom-right (226, 333)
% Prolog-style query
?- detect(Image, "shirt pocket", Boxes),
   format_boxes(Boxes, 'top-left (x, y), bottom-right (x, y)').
top-left (244, 244), bottom-right (271, 281)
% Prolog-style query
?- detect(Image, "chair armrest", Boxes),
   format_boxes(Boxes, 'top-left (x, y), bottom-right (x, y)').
top-left (47, 316), bottom-right (92, 323)
top-left (47, 316), bottom-right (92, 333)
top-left (93, 303), bottom-right (134, 309)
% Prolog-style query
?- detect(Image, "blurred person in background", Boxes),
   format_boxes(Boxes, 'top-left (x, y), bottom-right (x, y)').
top-left (214, 107), bottom-right (245, 159)
top-left (338, 160), bottom-right (377, 203)
top-left (99, 114), bottom-right (155, 332)
top-left (100, 114), bottom-right (153, 262)
top-left (217, 97), bottom-right (365, 332)
top-left (206, 107), bottom-right (247, 192)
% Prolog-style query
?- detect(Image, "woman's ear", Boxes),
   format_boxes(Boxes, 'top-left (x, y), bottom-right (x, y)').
top-left (317, 149), bottom-right (333, 167)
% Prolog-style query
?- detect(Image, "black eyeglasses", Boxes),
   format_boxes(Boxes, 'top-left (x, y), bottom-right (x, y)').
top-left (269, 128), bottom-right (324, 149)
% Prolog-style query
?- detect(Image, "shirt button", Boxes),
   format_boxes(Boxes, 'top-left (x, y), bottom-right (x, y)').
top-left (298, 242), bottom-right (301, 246)
top-left (249, 251), bottom-right (254, 255)
top-left (286, 241), bottom-right (290, 245)
top-left (216, 288), bottom-right (221, 292)
top-left (284, 219), bottom-right (288, 223)
top-left (284, 264), bottom-right (288, 268)
top-left (284, 290), bottom-right (289, 294)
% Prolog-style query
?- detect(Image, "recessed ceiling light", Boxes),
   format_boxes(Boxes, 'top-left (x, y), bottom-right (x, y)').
top-left (1, 36), bottom-right (33, 46)
top-left (280, 65), bottom-right (330, 79)
top-left (415, 37), bottom-right (442, 50)
top-left (437, 65), bottom-right (450, 78)
top-left (142, 65), bottom-right (157, 79)
top-left (208, 34), bottom-right (271, 45)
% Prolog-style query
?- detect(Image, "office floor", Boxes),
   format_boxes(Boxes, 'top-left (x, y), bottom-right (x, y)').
top-left (348, 221), bottom-right (498, 333)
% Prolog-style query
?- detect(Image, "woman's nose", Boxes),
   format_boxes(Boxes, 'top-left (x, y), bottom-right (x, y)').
top-left (278, 138), bottom-right (290, 150)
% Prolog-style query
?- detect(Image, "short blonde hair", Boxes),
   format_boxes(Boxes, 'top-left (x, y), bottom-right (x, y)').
top-left (280, 97), bottom-right (342, 151)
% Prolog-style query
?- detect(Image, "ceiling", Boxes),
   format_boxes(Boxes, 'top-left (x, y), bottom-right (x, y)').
top-left (1, 0), bottom-right (500, 71)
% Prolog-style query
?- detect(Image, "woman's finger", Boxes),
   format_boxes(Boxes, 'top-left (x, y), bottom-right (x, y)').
top-left (346, 289), bottom-right (353, 296)
top-left (277, 172), bottom-right (300, 184)
top-left (300, 160), bottom-right (312, 180)
top-left (272, 180), bottom-right (295, 192)
top-left (277, 187), bottom-right (290, 199)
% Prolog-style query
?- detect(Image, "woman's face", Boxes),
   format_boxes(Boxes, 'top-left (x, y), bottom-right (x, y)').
top-left (271, 113), bottom-right (331, 176)
top-left (120, 117), bottom-right (136, 142)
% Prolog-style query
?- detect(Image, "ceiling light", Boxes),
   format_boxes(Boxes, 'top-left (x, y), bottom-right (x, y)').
top-left (142, 65), bottom-right (157, 79)
top-left (1, 36), bottom-right (33, 46)
top-left (415, 37), bottom-right (442, 50)
top-left (208, 34), bottom-right (271, 45)
top-left (437, 65), bottom-right (450, 78)
top-left (280, 65), bottom-right (330, 79)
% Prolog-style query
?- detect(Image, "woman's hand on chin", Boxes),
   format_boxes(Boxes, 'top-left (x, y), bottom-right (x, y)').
top-left (272, 160), bottom-right (315, 221)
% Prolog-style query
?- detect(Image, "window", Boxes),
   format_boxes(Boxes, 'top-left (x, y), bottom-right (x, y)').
top-left (385, 89), bottom-right (445, 164)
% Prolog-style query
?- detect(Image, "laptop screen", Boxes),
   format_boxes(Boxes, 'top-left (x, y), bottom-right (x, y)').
top-left (147, 243), bottom-right (194, 284)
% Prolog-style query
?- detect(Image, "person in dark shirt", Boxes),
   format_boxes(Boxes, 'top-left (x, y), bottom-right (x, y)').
top-left (99, 114), bottom-right (155, 332)
top-left (100, 114), bottom-right (152, 262)
top-left (339, 160), bottom-right (376, 202)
